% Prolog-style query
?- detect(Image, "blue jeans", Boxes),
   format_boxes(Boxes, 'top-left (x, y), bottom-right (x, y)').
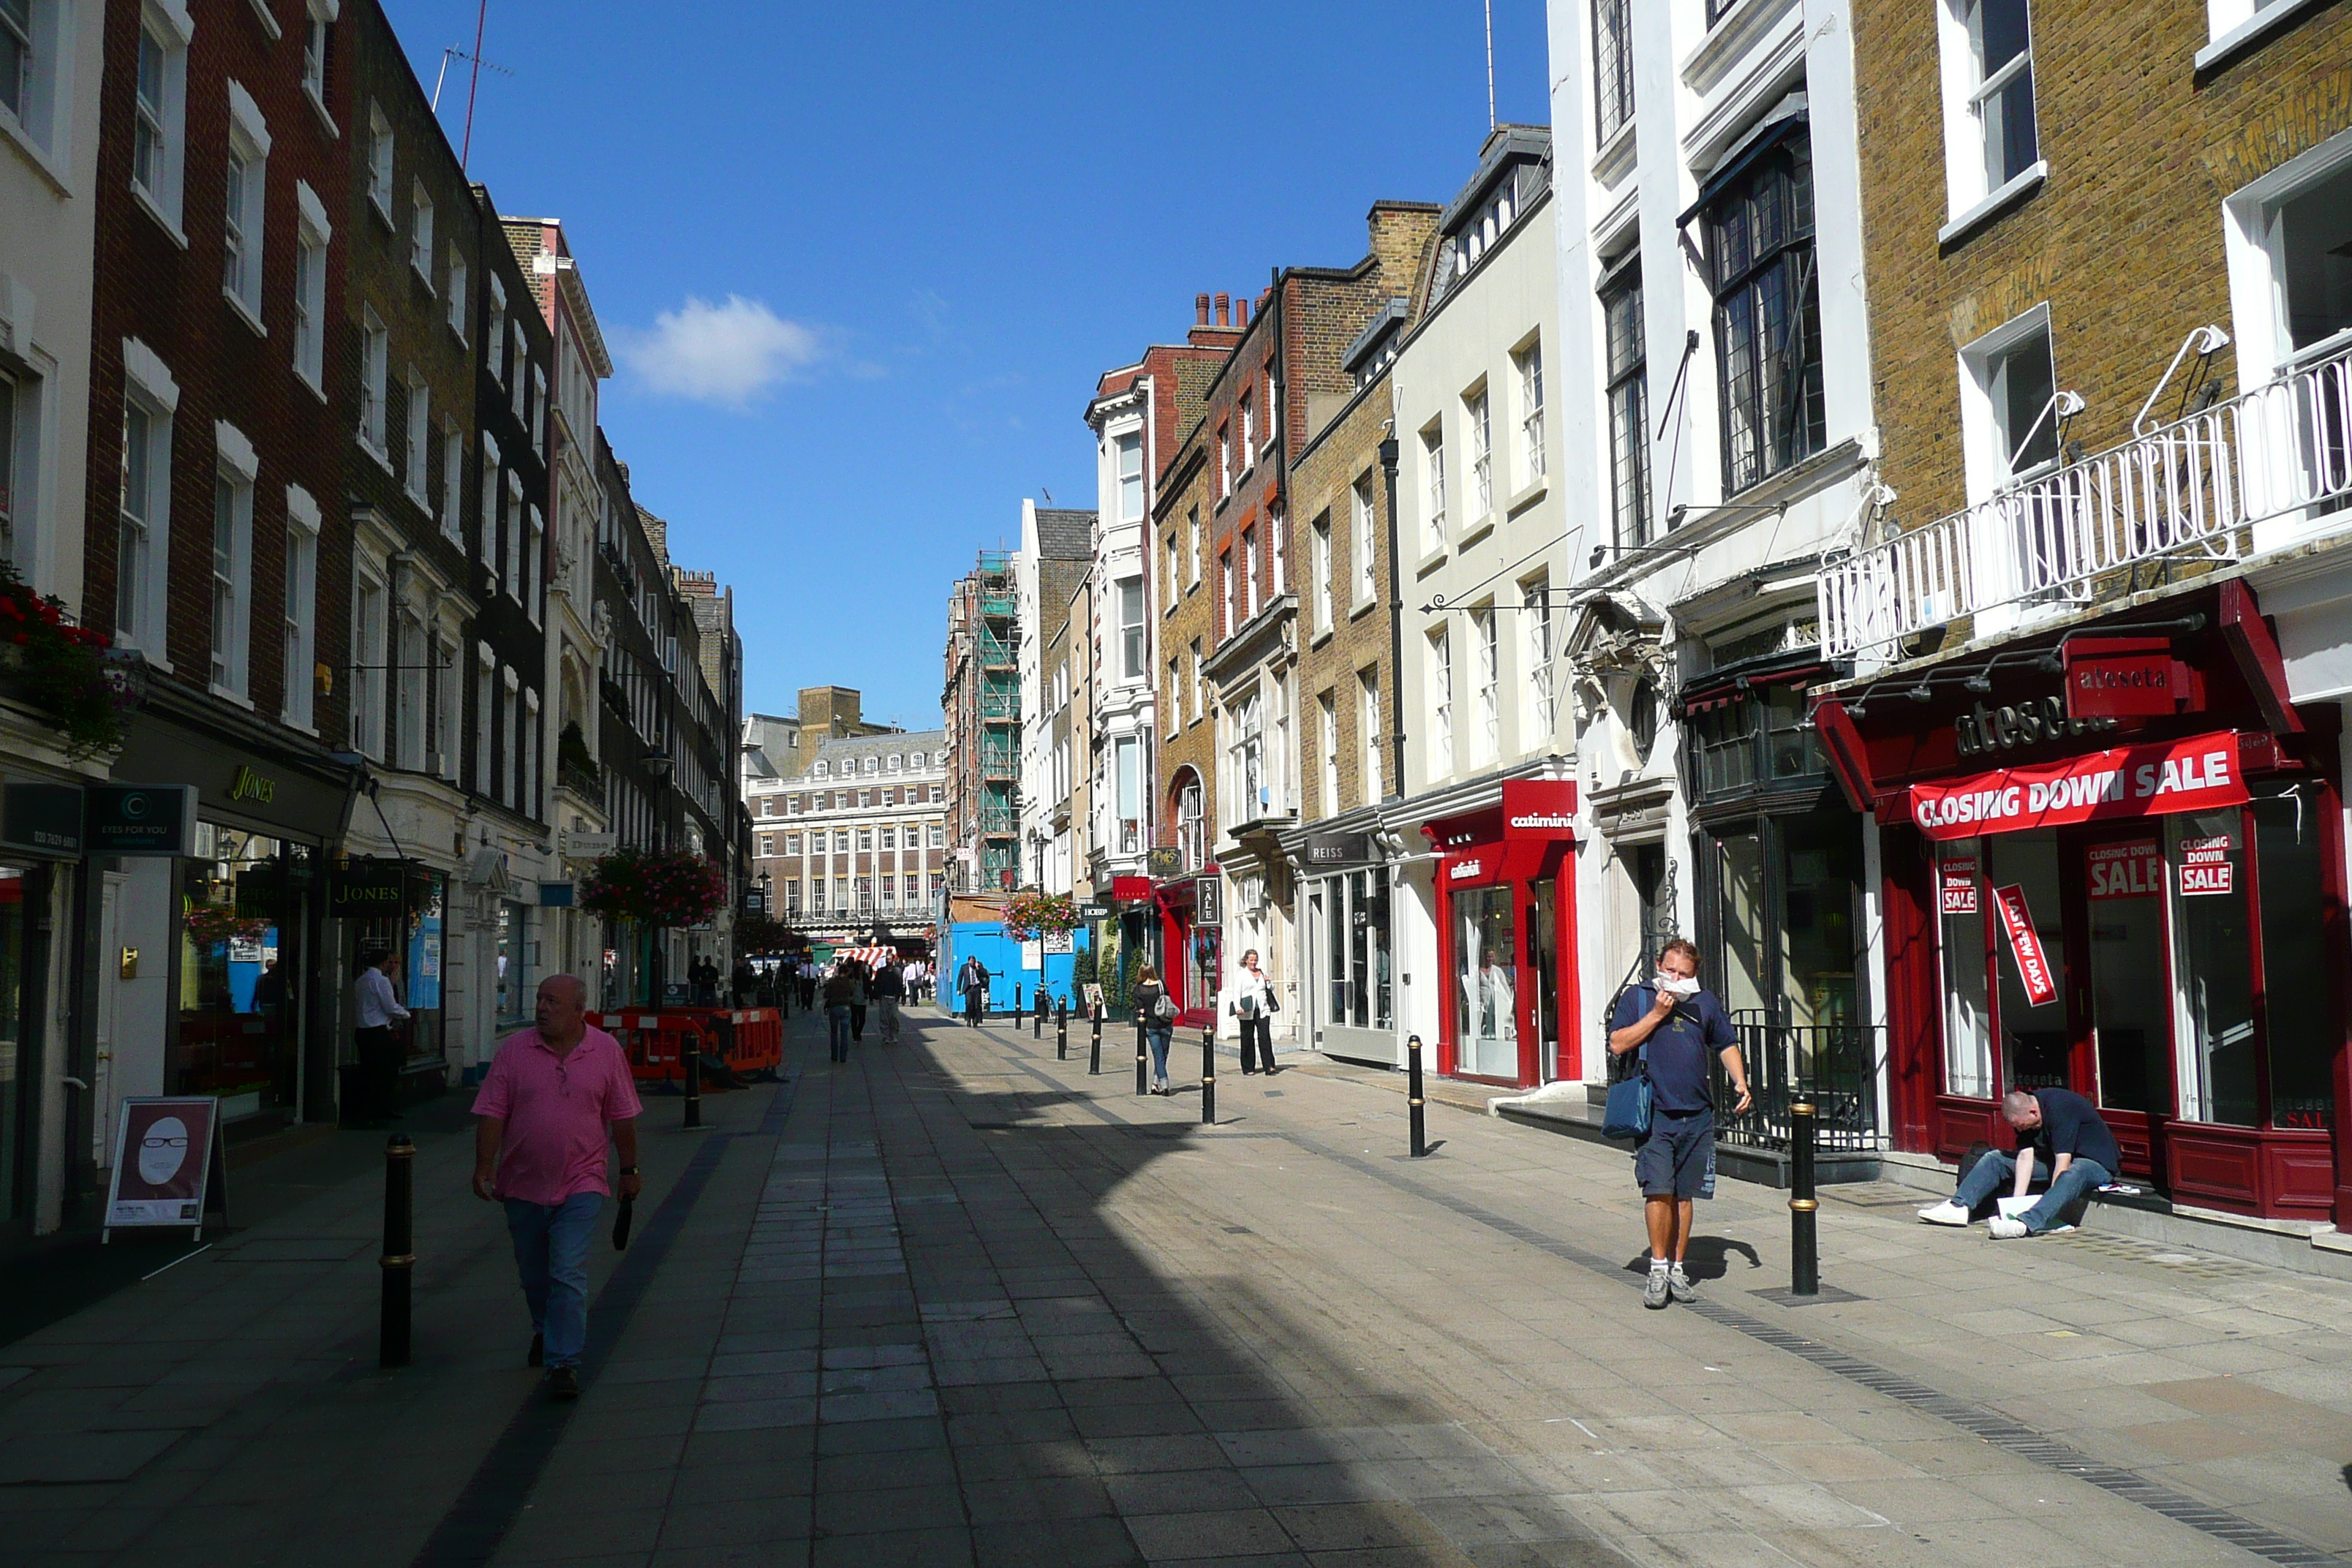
top-left (827, 1004), bottom-right (852, 1060)
top-left (1954, 1151), bottom-right (2111, 1232)
top-left (504, 1192), bottom-right (603, 1369)
top-left (1147, 1027), bottom-right (1172, 1085)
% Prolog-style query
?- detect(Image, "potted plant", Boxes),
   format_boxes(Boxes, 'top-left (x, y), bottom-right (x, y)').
top-left (578, 846), bottom-right (726, 929)
top-left (999, 889), bottom-right (1079, 941)
top-left (0, 559), bottom-right (123, 757)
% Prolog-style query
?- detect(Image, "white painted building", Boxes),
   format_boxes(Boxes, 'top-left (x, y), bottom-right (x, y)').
top-left (1547, 0), bottom-right (1882, 1085)
top-left (1082, 379), bottom-right (1157, 896)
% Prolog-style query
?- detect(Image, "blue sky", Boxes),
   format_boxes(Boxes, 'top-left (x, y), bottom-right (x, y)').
top-left (385, 1), bottom-right (1553, 732)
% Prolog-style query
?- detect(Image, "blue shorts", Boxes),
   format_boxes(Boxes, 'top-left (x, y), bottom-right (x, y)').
top-left (1636, 1109), bottom-right (1715, 1199)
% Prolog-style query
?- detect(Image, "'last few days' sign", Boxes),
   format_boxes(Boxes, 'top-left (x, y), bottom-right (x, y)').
top-left (1910, 733), bottom-right (2247, 842)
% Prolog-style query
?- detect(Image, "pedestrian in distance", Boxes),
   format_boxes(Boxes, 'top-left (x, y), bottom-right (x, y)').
top-left (872, 957), bottom-right (906, 1043)
top-left (798, 959), bottom-right (818, 1011)
top-left (960, 955), bottom-right (990, 1028)
top-left (1918, 1086), bottom-right (2120, 1237)
top-left (1607, 938), bottom-right (1753, 1310)
top-left (845, 959), bottom-right (871, 1042)
top-left (822, 964), bottom-right (859, 1063)
top-left (1134, 963), bottom-right (1175, 1094)
top-left (353, 941), bottom-right (410, 1126)
top-left (470, 974), bottom-right (643, 1401)
top-left (1232, 948), bottom-right (1278, 1075)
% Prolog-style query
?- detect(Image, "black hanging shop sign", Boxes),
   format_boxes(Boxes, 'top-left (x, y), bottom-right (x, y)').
top-left (330, 857), bottom-right (412, 916)
top-left (1303, 832), bottom-right (1373, 867)
top-left (1, 783), bottom-right (83, 858)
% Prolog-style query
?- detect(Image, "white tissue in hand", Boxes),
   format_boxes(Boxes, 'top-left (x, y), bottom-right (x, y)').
top-left (1653, 973), bottom-right (1700, 998)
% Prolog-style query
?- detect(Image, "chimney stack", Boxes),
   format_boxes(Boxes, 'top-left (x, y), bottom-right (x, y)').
top-left (1195, 293), bottom-right (1210, 326)
top-left (1215, 292), bottom-right (1231, 327)
top-left (1235, 297), bottom-right (1251, 327)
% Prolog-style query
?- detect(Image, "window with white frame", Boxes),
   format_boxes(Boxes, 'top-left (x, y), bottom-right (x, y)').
top-left (1466, 386), bottom-right (1492, 519)
top-left (210, 430), bottom-right (255, 698)
top-left (366, 101), bottom-right (393, 219)
top-left (1705, 130), bottom-right (1825, 494)
top-left (2230, 143), bottom-right (2352, 382)
top-left (1593, 0), bottom-right (1634, 143)
top-left (1471, 607), bottom-right (1499, 764)
top-left (1959, 304), bottom-right (2061, 498)
top-left (0, 0), bottom-right (32, 127)
top-left (1218, 423), bottom-right (1232, 498)
top-left (1228, 691), bottom-right (1264, 825)
top-left (433, 633), bottom-right (456, 775)
top-left (439, 425), bottom-right (462, 540)
top-left (503, 472), bottom-right (521, 588)
top-left (1311, 513), bottom-right (1332, 633)
top-left (1239, 391), bottom-right (1255, 470)
top-left (479, 456), bottom-right (500, 567)
top-left (301, 1), bottom-right (331, 113)
top-left (1269, 505), bottom-right (1286, 596)
top-left (486, 276), bottom-right (505, 380)
top-left (1117, 432), bottom-right (1143, 522)
top-left (293, 183), bottom-right (330, 391)
top-left (0, 366), bottom-right (20, 566)
top-left (1188, 638), bottom-right (1202, 723)
top-left (523, 687), bottom-right (541, 816)
top-left (1515, 340), bottom-right (1545, 485)
top-left (1360, 667), bottom-right (1382, 801)
top-left (1241, 525), bottom-right (1258, 619)
top-left (403, 373), bottom-right (429, 502)
top-left (447, 249), bottom-right (468, 339)
top-left (1176, 774), bottom-right (1205, 870)
top-left (473, 647), bottom-right (494, 794)
top-left (117, 347), bottom-right (177, 655)
top-left (1318, 691), bottom-right (1338, 815)
top-left (1940, 0), bottom-right (2039, 218)
top-left (283, 486), bottom-right (319, 726)
top-left (1602, 263), bottom-right (1651, 546)
top-left (352, 570), bottom-right (386, 759)
top-left (1164, 532), bottom-right (1180, 610)
top-left (360, 309), bottom-right (388, 456)
top-left (1523, 578), bottom-right (1556, 741)
top-left (0, 0), bottom-right (67, 153)
top-left (394, 611), bottom-right (425, 767)
top-left (1420, 423), bottom-right (1445, 552)
top-left (1428, 626), bottom-right (1453, 778)
top-left (502, 668), bottom-right (520, 807)
top-left (410, 180), bottom-right (434, 284)
top-left (1219, 550), bottom-right (1234, 637)
top-left (221, 86), bottom-right (268, 324)
top-left (1352, 475), bottom-right (1377, 604)
top-left (1117, 576), bottom-right (1144, 679)
top-left (524, 505), bottom-right (543, 621)
top-left (529, 363), bottom-right (546, 449)
top-left (130, 6), bottom-right (188, 228)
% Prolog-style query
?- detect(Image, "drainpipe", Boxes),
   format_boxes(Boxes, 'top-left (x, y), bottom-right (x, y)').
top-left (1378, 431), bottom-right (1406, 799)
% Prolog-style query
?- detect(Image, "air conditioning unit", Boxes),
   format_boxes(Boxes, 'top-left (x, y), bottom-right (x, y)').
top-left (426, 750), bottom-right (447, 776)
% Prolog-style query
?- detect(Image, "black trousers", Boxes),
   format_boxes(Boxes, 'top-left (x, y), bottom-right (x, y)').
top-left (1239, 1016), bottom-right (1276, 1074)
top-left (849, 1004), bottom-right (867, 1040)
top-left (355, 1025), bottom-right (400, 1120)
top-left (964, 990), bottom-right (984, 1026)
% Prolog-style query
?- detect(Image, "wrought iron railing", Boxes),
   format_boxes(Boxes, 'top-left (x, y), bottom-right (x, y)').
top-left (1820, 339), bottom-right (2352, 657)
top-left (1716, 1010), bottom-right (1883, 1152)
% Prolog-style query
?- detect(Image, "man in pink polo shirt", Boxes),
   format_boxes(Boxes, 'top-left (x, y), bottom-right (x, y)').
top-left (472, 973), bottom-right (643, 1401)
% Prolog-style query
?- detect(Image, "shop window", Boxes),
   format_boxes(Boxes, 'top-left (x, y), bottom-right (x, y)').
top-left (1937, 842), bottom-right (1994, 1098)
top-left (2167, 807), bottom-right (2256, 1126)
top-left (2085, 836), bottom-right (2168, 1113)
top-left (0, 863), bottom-right (28, 1221)
top-left (177, 825), bottom-right (306, 1122)
top-left (2255, 784), bottom-right (2333, 1127)
top-left (1453, 886), bottom-right (1517, 1078)
top-left (1990, 828), bottom-right (2070, 1090)
top-left (1318, 870), bottom-right (1392, 1033)
top-left (496, 902), bottom-right (533, 1028)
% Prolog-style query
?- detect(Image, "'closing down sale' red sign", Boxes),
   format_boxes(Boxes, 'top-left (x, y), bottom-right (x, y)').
top-left (1910, 732), bottom-right (2247, 842)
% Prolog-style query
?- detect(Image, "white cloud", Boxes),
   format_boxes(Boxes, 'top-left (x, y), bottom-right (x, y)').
top-left (616, 295), bottom-right (823, 408)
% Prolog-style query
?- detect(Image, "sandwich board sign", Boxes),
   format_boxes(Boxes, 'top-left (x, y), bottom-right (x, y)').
top-left (104, 1096), bottom-right (227, 1241)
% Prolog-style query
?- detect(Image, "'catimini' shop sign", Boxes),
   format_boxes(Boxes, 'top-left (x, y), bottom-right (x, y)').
top-left (1910, 732), bottom-right (2247, 840)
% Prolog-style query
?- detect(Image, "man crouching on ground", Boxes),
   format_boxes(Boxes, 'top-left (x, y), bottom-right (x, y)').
top-left (1608, 938), bottom-right (1752, 1310)
top-left (1918, 1086), bottom-right (2119, 1237)
top-left (472, 973), bottom-right (644, 1400)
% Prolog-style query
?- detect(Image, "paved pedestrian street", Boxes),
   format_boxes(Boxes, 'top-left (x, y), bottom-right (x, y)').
top-left (2, 1007), bottom-right (2349, 1567)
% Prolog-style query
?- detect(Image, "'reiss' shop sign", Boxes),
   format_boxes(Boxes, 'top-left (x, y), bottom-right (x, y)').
top-left (1910, 733), bottom-right (2247, 841)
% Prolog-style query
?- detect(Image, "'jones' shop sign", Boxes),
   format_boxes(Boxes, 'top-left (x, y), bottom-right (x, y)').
top-left (329, 858), bottom-right (412, 915)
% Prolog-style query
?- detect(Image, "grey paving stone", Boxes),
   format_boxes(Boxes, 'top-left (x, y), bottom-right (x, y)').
top-left (692, 1396), bottom-right (819, 1432)
top-left (1102, 1466), bottom-right (1262, 1515)
top-left (812, 1481), bottom-right (970, 1535)
top-left (650, 1493), bottom-right (813, 1549)
top-left (1122, 1505), bottom-right (1297, 1560)
top-left (970, 1516), bottom-right (1145, 1568)
top-left (808, 1525), bottom-right (973, 1567)
top-left (815, 1416), bottom-right (949, 1455)
top-left (821, 1387), bottom-right (941, 1423)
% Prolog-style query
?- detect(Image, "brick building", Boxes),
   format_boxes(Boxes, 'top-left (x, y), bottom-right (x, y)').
top-left (83, 0), bottom-right (361, 1155)
top-left (1812, 0), bottom-right (2352, 1229)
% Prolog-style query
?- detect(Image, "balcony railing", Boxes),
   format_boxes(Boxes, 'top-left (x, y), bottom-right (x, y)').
top-left (1820, 339), bottom-right (2352, 658)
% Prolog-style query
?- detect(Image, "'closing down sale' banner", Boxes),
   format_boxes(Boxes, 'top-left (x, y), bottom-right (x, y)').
top-left (1910, 732), bottom-right (2247, 842)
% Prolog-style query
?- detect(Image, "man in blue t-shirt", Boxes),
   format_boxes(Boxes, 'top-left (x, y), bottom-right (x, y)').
top-left (1608, 938), bottom-right (1753, 1309)
top-left (1918, 1086), bottom-right (2120, 1236)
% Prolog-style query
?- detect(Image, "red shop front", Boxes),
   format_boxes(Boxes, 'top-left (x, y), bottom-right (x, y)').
top-left (1151, 870), bottom-right (1220, 1029)
top-left (1424, 779), bottom-right (1579, 1089)
top-left (1814, 582), bottom-right (2352, 1224)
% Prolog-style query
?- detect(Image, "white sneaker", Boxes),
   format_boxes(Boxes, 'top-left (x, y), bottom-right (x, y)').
top-left (1917, 1199), bottom-right (1970, 1226)
top-left (1987, 1215), bottom-right (2029, 1240)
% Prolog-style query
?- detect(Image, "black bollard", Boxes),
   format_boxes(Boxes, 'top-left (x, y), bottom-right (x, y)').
top-left (1056, 995), bottom-right (1068, 1060)
top-left (1135, 1010), bottom-right (1148, 1096)
top-left (1790, 1099), bottom-right (1819, 1297)
top-left (380, 1134), bottom-right (414, 1368)
top-left (1407, 1034), bottom-right (1427, 1157)
top-left (1088, 1005), bottom-right (1102, 1074)
top-left (1201, 1022), bottom-right (1215, 1126)
top-left (1033, 992), bottom-right (1044, 1040)
top-left (1014, 981), bottom-right (1022, 1020)
top-left (684, 1028), bottom-right (703, 1129)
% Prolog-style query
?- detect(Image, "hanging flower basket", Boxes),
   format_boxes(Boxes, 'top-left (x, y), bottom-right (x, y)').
top-left (0, 558), bottom-right (122, 758)
top-left (184, 904), bottom-right (268, 948)
top-left (1000, 890), bottom-right (1080, 941)
top-left (579, 846), bottom-right (726, 928)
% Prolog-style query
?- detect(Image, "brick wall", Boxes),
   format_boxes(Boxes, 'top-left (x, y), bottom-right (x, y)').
top-left (1289, 378), bottom-right (1397, 821)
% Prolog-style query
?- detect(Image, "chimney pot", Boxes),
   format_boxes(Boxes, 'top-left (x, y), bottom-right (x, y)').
top-left (1215, 292), bottom-right (1231, 327)
top-left (1195, 293), bottom-right (1210, 326)
top-left (1235, 298), bottom-right (1250, 327)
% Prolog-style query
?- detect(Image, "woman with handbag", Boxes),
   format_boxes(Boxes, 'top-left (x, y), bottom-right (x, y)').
top-left (1231, 949), bottom-right (1278, 1076)
top-left (1134, 964), bottom-right (1175, 1094)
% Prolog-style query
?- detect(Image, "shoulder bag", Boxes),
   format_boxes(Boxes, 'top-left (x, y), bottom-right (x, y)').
top-left (1602, 1042), bottom-right (1654, 1142)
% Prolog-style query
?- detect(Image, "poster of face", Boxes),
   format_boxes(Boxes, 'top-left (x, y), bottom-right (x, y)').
top-left (107, 1098), bottom-right (219, 1229)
